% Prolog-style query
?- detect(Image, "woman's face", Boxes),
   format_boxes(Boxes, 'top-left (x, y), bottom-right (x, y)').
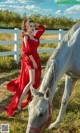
top-left (27, 22), bottom-right (35, 33)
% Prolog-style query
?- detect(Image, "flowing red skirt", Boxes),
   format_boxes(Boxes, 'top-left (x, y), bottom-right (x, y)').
top-left (4, 55), bottom-right (41, 116)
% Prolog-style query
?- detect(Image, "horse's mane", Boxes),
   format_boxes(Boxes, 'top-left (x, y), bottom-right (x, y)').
top-left (55, 22), bottom-right (80, 55)
top-left (64, 22), bottom-right (80, 41)
top-left (45, 22), bottom-right (80, 70)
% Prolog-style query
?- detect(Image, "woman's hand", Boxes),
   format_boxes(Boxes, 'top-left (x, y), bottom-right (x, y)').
top-left (35, 22), bottom-right (40, 27)
top-left (33, 61), bottom-right (38, 69)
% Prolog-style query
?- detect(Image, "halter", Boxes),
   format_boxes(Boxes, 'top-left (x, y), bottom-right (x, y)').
top-left (27, 99), bottom-right (53, 133)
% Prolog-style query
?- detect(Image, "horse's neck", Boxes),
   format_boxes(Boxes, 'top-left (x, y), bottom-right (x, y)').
top-left (40, 42), bottom-right (72, 103)
top-left (40, 24), bottom-right (80, 103)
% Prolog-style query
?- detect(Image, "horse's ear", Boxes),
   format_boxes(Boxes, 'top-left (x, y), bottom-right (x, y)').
top-left (30, 85), bottom-right (39, 96)
top-left (44, 87), bottom-right (50, 100)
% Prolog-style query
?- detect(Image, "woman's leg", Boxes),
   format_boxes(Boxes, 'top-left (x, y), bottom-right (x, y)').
top-left (17, 69), bottom-right (35, 109)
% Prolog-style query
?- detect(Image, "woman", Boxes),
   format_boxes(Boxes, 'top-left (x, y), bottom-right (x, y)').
top-left (4, 19), bottom-right (46, 116)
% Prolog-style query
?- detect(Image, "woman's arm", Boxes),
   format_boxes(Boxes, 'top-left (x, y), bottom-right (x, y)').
top-left (24, 36), bottom-right (28, 47)
top-left (24, 36), bottom-right (38, 69)
top-left (34, 23), bottom-right (46, 39)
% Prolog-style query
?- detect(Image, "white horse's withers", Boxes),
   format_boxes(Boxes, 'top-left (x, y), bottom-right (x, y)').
top-left (26, 22), bottom-right (80, 133)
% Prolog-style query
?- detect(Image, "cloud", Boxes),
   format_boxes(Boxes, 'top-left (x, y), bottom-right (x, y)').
top-left (0, 4), bottom-right (9, 11)
top-left (0, 4), bottom-right (7, 7)
top-left (54, 0), bottom-right (60, 2)
top-left (17, 0), bottom-right (33, 4)
top-left (4, 0), bottom-right (15, 3)
top-left (26, 5), bottom-right (36, 10)
top-left (0, 7), bottom-right (7, 11)
top-left (55, 10), bottom-right (61, 14)
top-left (0, 0), bottom-right (80, 19)
top-left (2, 0), bottom-right (52, 4)
top-left (9, 5), bottom-right (25, 9)
top-left (65, 5), bottom-right (80, 14)
top-left (19, 0), bottom-right (27, 2)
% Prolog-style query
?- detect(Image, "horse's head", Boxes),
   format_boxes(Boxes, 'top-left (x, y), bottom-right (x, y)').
top-left (26, 86), bottom-right (52, 133)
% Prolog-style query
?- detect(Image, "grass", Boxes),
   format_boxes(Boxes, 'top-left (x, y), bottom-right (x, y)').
top-left (0, 33), bottom-right (80, 133)
top-left (0, 70), bottom-right (80, 133)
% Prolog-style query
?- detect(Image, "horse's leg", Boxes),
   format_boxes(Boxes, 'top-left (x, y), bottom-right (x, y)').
top-left (49, 75), bottom-right (77, 130)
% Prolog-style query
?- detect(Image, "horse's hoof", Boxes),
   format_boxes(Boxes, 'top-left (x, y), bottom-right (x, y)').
top-left (48, 123), bottom-right (58, 130)
top-left (48, 126), bottom-right (57, 130)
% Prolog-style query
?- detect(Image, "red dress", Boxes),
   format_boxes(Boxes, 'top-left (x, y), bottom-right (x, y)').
top-left (4, 25), bottom-right (45, 116)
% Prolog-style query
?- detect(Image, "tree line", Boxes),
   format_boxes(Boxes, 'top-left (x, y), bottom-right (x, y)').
top-left (0, 10), bottom-right (79, 29)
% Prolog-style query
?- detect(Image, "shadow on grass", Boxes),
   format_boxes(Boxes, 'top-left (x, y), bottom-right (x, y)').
top-left (0, 115), bottom-right (27, 124)
top-left (0, 71), bottom-right (20, 85)
top-left (0, 94), bottom-right (28, 121)
top-left (0, 95), bottom-right (13, 114)
top-left (0, 67), bottom-right (44, 85)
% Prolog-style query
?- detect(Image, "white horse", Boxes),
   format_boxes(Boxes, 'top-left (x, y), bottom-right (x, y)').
top-left (26, 22), bottom-right (80, 133)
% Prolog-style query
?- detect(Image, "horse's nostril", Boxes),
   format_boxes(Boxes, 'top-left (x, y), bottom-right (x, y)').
top-left (39, 113), bottom-right (43, 117)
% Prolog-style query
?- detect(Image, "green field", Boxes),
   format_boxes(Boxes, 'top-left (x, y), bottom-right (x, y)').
top-left (0, 33), bottom-right (80, 133)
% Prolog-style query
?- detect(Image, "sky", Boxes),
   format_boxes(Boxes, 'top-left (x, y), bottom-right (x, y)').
top-left (0, 0), bottom-right (80, 20)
